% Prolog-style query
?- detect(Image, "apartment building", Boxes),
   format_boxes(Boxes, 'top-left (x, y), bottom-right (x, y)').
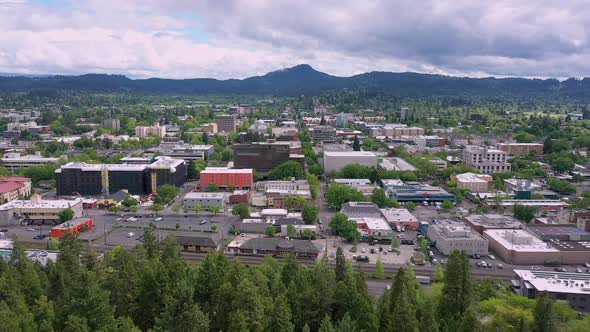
top-left (463, 146), bottom-right (511, 174)
top-left (135, 122), bottom-right (166, 138)
top-left (312, 126), bottom-right (337, 143)
top-left (497, 143), bottom-right (543, 157)
top-left (215, 114), bottom-right (238, 133)
top-left (452, 172), bottom-right (493, 193)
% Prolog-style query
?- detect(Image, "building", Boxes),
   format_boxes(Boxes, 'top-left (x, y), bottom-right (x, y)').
top-left (512, 269), bottom-right (590, 312)
top-left (201, 122), bottom-right (218, 134)
top-left (427, 219), bottom-right (489, 255)
top-left (56, 157), bottom-right (187, 196)
top-left (215, 114), bottom-right (238, 133)
top-left (497, 143), bottom-right (543, 157)
top-left (175, 234), bottom-right (221, 252)
top-left (50, 217), bottom-right (94, 238)
top-left (1, 152), bottom-right (61, 168)
top-left (199, 167), bottom-right (254, 190)
top-left (378, 157), bottom-right (417, 172)
top-left (400, 107), bottom-right (413, 121)
top-left (353, 217), bottom-right (393, 240)
top-left (183, 192), bottom-right (226, 209)
top-left (0, 177), bottom-right (31, 203)
top-left (340, 202), bottom-right (384, 219)
top-left (135, 122), bottom-right (166, 138)
top-left (484, 200), bottom-right (569, 222)
top-left (503, 179), bottom-right (542, 199)
top-left (256, 180), bottom-right (310, 192)
top-left (383, 180), bottom-right (455, 203)
top-left (103, 118), bottom-right (120, 130)
top-left (0, 196), bottom-right (83, 225)
top-left (335, 113), bottom-right (350, 127)
top-left (323, 151), bottom-right (379, 173)
top-left (429, 157), bottom-right (448, 169)
top-left (161, 144), bottom-right (215, 160)
top-left (233, 143), bottom-right (292, 174)
top-left (266, 189), bottom-right (312, 209)
top-left (229, 190), bottom-right (250, 204)
top-left (333, 178), bottom-right (377, 195)
top-left (228, 237), bottom-right (321, 259)
top-left (119, 156), bottom-right (153, 164)
top-left (312, 126), bottom-right (337, 143)
top-left (463, 146), bottom-right (511, 174)
top-left (526, 224), bottom-right (590, 242)
top-left (380, 208), bottom-right (419, 229)
top-left (462, 214), bottom-right (523, 234)
top-left (452, 172), bottom-right (493, 193)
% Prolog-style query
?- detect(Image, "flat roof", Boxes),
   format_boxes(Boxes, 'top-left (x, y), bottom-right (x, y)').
top-left (380, 208), bottom-right (418, 223)
top-left (184, 192), bottom-right (225, 199)
top-left (0, 198), bottom-right (83, 210)
top-left (200, 168), bottom-right (253, 174)
top-left (378, 157), bottom-right (417, 171)
top-left (429, 219), bottom-right (487, 241)
top-left (490, 200), bottom-right (568, 207)
top-left (261, 208), bottom-right (288, 215)
top-left (513, 269), bottom-right (590, 295)
top-left (353, 217), bottom-right (392, 231)
top-left (484, 229), bottom-right (559, 252)
top-left (463, 214), bottom-right (522, 228)
top-left (455, 172), bottom-right (492, 183)
top-left (527, 225), bottom-right (590, 240)
top-left (58, 162), bottom-right (148, 172)
top-left (324, 151), bottom-right (377, 157)
top-left (51, 217), bottom-right (92, 230)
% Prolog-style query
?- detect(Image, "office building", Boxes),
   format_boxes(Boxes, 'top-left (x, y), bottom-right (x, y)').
top-left (427, 219), bottom-right (489, 255)
top-left (135, 122), bottom-right (166, 138)
top-left (1, 152), bottom-right (61, 168)
top-left (0, 195), bottom-right (83, 225)
top-left (233, 142), bottom-right (292, 174)
top-left (55, 157), bottom-right (186, 196)
top-left (333, 178), bottom-right (377, 195)
top-left (463, 146), bottom-right (511, 174)
top-left (103, 118), bottom-right (120, 130)
top-left (0, 177), bottom-right (31, 203)
top-left (312, 126), bottom-right (337, 143)
top-left (400, 107), bottom-right (413, 121)
top-left (215, 114), bottom-right (238, 133)
top-left (353, 217), bottom-right (393, 240)
top-left (497, 143), bottom-right (543, 157)
top-left (378, 157), bottom-right (417, 172)
top-left (199, 167), bottom-right (254, 190)
top-left (452, 172), bottom-right (493, 193)
top-left (512, 269), bottom-right (590, 312)
top-left (183, 192), bottom-right (226, 209)
top-left (323, 151), bottom-right (379, 173)
top-left (161, 144), bottom-right (215, 160)
top-left (462, 214), bottom-right (523, 234)
top-left (256, 180), bottom-right (310, 192)
top-left (383, 180), bottom-right (455, 203)
top-left (201, 122), bottom-right (218, 134)
top-left (380, 208), bottom-right (419, 229)
top-left (335, 113), bottom-right (350, 127)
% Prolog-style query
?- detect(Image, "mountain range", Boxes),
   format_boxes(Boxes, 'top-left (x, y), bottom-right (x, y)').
top-left (1, 64), bottom-right (590, 101)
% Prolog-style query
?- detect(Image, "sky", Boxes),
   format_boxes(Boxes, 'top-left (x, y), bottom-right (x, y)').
top-left (1, 0), bottom-right (590, 79)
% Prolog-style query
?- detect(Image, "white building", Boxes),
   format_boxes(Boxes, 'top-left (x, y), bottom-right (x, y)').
top-left (0, 196), bottom-right (83, 225)
top-left (463, 146), bottom-right (511, 174)
top-left (453, 172), bottom-right (493, 193)
top-left (323, 151), bottom-right (379, 173)
top-left (377, 157), bottom-right (417, 172)
top-left (183, 192), bottom-right (226, 209)
top-left (1, 152), bottom-right (61, 168)
top-left (427, 219), bottom-right (489, 255)
top-left (135, 123), bottom-right (166, 138)
top-left (353, 217), bottom-right (393, 240)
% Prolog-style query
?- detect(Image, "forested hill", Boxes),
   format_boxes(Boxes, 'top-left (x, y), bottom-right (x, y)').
top-left (2, 64), bottom-right (590, 101)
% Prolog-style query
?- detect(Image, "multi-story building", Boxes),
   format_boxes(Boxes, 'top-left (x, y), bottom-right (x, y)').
top-left (103, 118), bottom-right (120, 130)
top-left (266, 189), bottom-right (312, 209)
top-left (161, 144), bottom-right (215, 161)
top-left (55, 157), bottom-right (186, 196)
top-left (312, 126), bottom-right (337, 143)
top-left (323, 151), bottom-right (379, 173)
top-left (452, 172), bottom-right (493, 193)
top-left (462, 214), bottom-right (523, 234)
top-left (335, 113), bottom-right (350, 127)
top-left (378, 157), bottom-right (417, 172)
top-left (233, 142), bottom-right (292, 174)
top-left (383, 180), bottom-right (455, 203)
top-left (199, 167), bottom-right (254, 190)
top-left (183, 192), bottom-right (226, 209)
top-left (429, 157), bottom-right (448, 169)
top-left (1, 152), bottom-right (61, 168)
top-left (0, 195), bottom-right (84, 225)
top-left (512, 269), bottom-right (590, 312)
top-left (215, 114), bottom-right (238, 133)
top-left (427, 219), bottom-right (489, 255)
top-left (463, 146), bottom-right (511, 174)
top-left (380, 208), bottom-right (419, 229)
top-left (0, 177), bottom-right (32, 203)
top-left (135, 122), bottom-right (166, 138)
top-left (497, 143), bottom-right (543, 157)
top-left (201, 122), bottom-right (218, 134)
top-left (256, 180), bottom-right (310, 192)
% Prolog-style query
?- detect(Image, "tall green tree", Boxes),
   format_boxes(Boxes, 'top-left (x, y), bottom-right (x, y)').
top-left (533, 292), bottom-right (556, 332)
top-left (439, 250), bottom-right (473, 331)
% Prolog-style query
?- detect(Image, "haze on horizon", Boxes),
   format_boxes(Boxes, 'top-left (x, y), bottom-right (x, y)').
top-left (1, 0), bottom-right (590, 80)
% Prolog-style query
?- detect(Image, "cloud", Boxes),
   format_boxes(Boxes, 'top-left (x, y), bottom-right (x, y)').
top-left (0, 0), bottom-right (590, 78)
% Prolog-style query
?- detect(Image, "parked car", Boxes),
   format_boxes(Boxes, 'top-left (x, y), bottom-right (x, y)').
top-left (155, 217), bottom-right (163, 222)
top-left (497, 263), bottom-right (503, 269)
top-left (200, 220), bottom-right (208, 225)
top-left (370, 248), bottom-right (375, 254)
top-left (33, 234), bottom-right (48, 240)
top-left (0, 228), bottom-right (8, 233)
top-left (585, 262), bottom-right (590, 268)
top-left (26, 227), bottom-right (35, 231)
top-left (361, 248), bottom-right (366, 253)
top-left (489, 255), bottom-right (496, 260)
top-left (127, 232), bottom-right (135, 238)
top-left (554, 267), bottom-right (567, 272)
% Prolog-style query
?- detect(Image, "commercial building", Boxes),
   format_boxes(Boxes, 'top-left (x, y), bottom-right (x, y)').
top-left (256, 180), bottom-right (310, 192)
top-left (0, 196), bottom-right (83, 225)
top-left (512, 269), bottom-right (590, 312)
top-left (199, 167), bottom-right (254, 190)
top-left (503, 179), bottom-right (542, 199)
top-left (50, 217), bottom-right (94, 238)
top-left (201, 122), bottom-right (218, 134)
top-left (183, 192), bottom-right (226, 209)
top-left (353, 217), bottom-right (393, 240)
top-left (429, 157), bottom-right (448, 169)
top-left (175, 234), bottom-right (221, 252)
top-left (427, 219), bottom-right (489, 255)
top-left (323, 151), bottom-right (379, 173)
top-left (266, 189), bottom-right (312, 209)
top-left (452, 172), bottom-right (493, 193)
top-left (103, 118), bottom-right (120, 130)
top-left (497, 143), bottom-right (543, 157)
top-left (463, 146), bottom-right (511, 174)
top-left (380, 208), bottom-right (419, 229)
top-left (383, 181), bottom-right (455, 203)
top-left (312, 126), bottom-right (337, 143)
top-left (0, 177), bottom-right (31, 203)
top-left (161, 144), bottom-right (215, 160)
top-left (335, 113), bottom-right (350, 127)
top-left (462, 214), bottom-right (523, 234)
top-left (228, 237), bottom-right (321, 259)
top-left (340, 202), bottom-right (384, 219)
top-left (56, 157), bottom-right (187, 196)
top-left (383, 125), bottom-right (424, 137)
top-left (233, 143), bottom-right (293, 174)
top-left (333, 178), bottom-right (377, 195)
top-left (526, 224), bottom-right (590, 242)
top-left (1, 152), bottom-right (61, 168)
top-left (215, 114), bottom-right (238, 133)
top-left (377, 157), bottom-right (417, 172)
top-left (135, 122), bottom-right (166, 138)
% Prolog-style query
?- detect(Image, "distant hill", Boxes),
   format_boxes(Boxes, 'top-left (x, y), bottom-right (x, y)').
top-left (1, 64), bottom-right (590, 101)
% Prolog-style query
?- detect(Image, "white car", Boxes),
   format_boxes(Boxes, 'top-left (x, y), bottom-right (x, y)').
top-left (127, 232), bottom-right (135, 238)
top-left (489, 255), bottom-right (496, 260)
top-left (497, 264), bottom-right (503, 269)
top-left (26, 227), bottom-right (35, 231)
top-left (361, 248), bottom-right (366, 253)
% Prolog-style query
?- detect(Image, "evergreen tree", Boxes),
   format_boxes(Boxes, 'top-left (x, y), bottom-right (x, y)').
top-left (319, 315), bottom-right (336, 332)
top-left (353, 136), bottom-right (361, 151)
top-left (439, 250), bottom-right (473, 329)
top-left (268, 294), bottom-right (295, 332)
top-left (458, 306), bottom-right (480, 332)
top-left (337, 312), bottom-right (357, 332)
top-left (418, 299), bottom-right (439, 332)
top-left (533, 292), bottom-right (556, 332)
top-left (335, 246), bottom-right (347, 282)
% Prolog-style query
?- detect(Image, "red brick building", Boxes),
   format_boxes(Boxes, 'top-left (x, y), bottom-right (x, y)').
top-left (199, 168), bottom-right (254, 190)
top-left (229, 190), bottom-right (251, 204)
top-left (497, 143), bottom-right (543, 157)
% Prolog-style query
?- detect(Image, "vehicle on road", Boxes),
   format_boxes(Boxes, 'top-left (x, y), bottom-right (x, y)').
top-left (585, 262), bottom-right (590, 268)
top-left (554, 267), bottom-right (567, 272)
top-left (497, 263), bottom-right (503, 269)
top-left (155, 217), bottom-right (163, 222)
top-left (480, 261), bottom-right (487, 268)
top-left (33, 234), bottom-right (48, 240)
top-left (361, 248), bottom-right (366, 253)
top-left (26, 227), bottom-right (35, 231)
top-left (489, 254), bottom-right (496, 260)
top-left (127, 232), bottom-right (135, 238)
top-left (200, 220), bottom-right (208, 225)
top-left (0, 228), bottom-right (8, 233)
top-left (576, 268), bottom-right (583, 273)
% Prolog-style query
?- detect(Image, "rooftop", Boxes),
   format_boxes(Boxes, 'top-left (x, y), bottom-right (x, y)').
top-left (237, 237), bottom-right (321, 254)
top-left (324, 151), bottom-right (378, 157)
top-left (526, 224), bottom-right (590, 241)
top-left (333, 178), bottom-right (372, 185)
top-left (455, 172), bottom-right (493, 183)
top-left (0, 181), bottom-right (24, 193)
top-left (513, 269), bottom-right (590, 295)
top-left (380, 208), bottom-right (418, 223)
top-left (489, 200), bottom-right (568, 207)
top-left (484, 229), bottom-right (558, 252)
top-left (51, 217), bottom-right (92, 230)
top-left (463, 214), bottom-right (523, 228)
top-left (200, 168), bottom-right (253, 174)
top-left (430, 219), bottom-right (486, 240)
top-left (0, 198), bottom-right (83, 210)
top-left (184, 192), bottom-right (225, 199)
top-left (353, 217), bottom-right (392, 231)
top-left (378, 157), bottom-right (417, 171)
